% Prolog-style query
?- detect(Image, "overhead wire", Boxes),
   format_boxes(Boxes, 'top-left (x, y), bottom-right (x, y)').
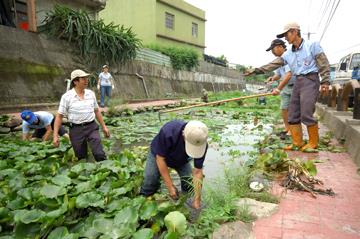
top-left (316, 0), bottom-right (331, 31)
top-left (319, 0), bottom-right (341, 42)
top-left (331, 43), bottom-right (360, 55)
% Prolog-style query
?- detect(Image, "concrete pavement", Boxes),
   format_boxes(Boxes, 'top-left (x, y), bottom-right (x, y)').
top-left (253, 122), bottom-right (360, 239)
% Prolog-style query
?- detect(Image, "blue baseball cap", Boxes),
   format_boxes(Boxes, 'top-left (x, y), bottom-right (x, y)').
top-left (21, 110), bottom-right (37, 124)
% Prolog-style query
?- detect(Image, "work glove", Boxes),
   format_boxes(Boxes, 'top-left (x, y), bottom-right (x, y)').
top-left (185, 198), bottom-right (205, 223)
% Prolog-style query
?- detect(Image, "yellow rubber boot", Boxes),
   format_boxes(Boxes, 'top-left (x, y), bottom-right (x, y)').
top-left (284, 124), bottom-right (304, 150)
top-left (301, 124), bottom-right (319, 151)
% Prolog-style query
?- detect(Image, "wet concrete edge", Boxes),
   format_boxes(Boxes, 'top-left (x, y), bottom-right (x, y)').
top-left (316, 103), bottom-right (360, 167)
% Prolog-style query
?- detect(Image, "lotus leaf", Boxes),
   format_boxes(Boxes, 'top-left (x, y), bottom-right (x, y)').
top-left (75, 192), bottom-right (104, 208)
top-left (40, 184), bottom-right (66, 199)
top-left (133, 228), bottom-right (154, 239)
top-left (51, 175), bottom-right (72, 187)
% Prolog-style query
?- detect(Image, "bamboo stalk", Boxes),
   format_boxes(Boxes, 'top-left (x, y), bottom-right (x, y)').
top-left (159, 92), bottom-right (273, 114)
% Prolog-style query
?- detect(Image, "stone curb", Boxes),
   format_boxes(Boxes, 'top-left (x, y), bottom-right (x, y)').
top-left (316, 103), bottom-right (360, 167)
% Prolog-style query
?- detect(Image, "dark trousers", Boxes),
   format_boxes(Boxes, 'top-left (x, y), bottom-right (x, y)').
top-left (0, 0), bottom-right (15, 27)
top-left (140, 151), bottom-right (193, 196)
top-left (32, 118), bottom-right (67, 139)
top-left (288, 74), bottom-right (320, 126)
top-left (69, 121), bottom-right (106, 161)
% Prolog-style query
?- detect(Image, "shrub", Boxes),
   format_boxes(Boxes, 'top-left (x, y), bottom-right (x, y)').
top-left (147, 44), bottom-right (199, 70)
top-left (40, 5), bottom-right (142, 65)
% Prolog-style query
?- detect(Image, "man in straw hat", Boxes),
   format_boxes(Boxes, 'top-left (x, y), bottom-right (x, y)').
top-left (246, 22), bottom-right (330, 151)
top-left (53, 69), bottom-right (110, 161)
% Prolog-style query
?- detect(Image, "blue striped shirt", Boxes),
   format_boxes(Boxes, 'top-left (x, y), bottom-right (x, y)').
top-left (275, 64), bottom-right (296, 85)
top-left (282, 39), bottom-right (323, 76)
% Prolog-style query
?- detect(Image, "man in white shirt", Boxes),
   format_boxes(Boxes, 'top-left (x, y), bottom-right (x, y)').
top-left (53, 69), bottom-right (110, 161)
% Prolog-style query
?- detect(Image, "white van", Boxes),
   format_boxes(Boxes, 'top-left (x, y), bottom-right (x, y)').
top-left (333, 52), bottom-right (360, 85)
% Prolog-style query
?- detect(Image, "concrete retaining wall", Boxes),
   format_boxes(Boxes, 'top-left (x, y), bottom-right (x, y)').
top-left (316, 103), bottom-right (360, 167)
top-left (0, 25), bottom-right (244, 112)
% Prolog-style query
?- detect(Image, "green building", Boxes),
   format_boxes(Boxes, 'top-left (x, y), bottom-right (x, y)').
top-left (99, 0), bottom-right (206, 53)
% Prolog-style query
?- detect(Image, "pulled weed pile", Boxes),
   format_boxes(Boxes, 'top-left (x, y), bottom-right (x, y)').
top-left (248, 149), bottom-right (335, 198)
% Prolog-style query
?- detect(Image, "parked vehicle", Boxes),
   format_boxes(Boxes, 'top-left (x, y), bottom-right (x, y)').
top-left (332, 52), bottom-right (360, 85)
top-left (329, 64), bottom-right (337, 84)
top-left (352, 66), bottom-right (360, 81)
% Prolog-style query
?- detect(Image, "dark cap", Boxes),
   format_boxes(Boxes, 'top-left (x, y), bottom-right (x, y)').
top-left (266, 39), bottom-right (286, 51)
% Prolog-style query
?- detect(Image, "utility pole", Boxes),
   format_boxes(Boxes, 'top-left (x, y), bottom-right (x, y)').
top-left (305, 32), bottom-right (316, 40)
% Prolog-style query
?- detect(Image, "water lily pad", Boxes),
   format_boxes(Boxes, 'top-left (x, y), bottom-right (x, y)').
top-left (92, 218), bottom-right (113, 234)
top-left (139, 201), bottom-right (158, 220)
top-left (114, 206), bottom-right (138, 225)
top-left (51, 175), bottom-right (72, 187)
top-left (133, 228), bottom-right (154, 239)
top-left (40, 184), bottom-right (66, 199)
top-left (48, 227), bottom-right (68, 239)
top-left (76, 192), bottom-right (104, 208)
top-left (15, 209), bottom-right (45, 224)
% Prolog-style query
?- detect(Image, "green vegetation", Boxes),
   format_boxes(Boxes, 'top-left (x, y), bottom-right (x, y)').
top-left (0, 137), bottom-right (190, 238)
top-left (216, 55), bottom-right (228, 66)
top-left (0, 58), bottom-right (64, 76)
top-left (234, 64), bottom-right (274, 82)
top-left (4, 91), bottom-right (323, 238)
top-left (147, 44), bottom-right (199, 70)
top-left (40, 5), bottom-right (141, 65)
top-left (235, 64), bottom-right (247, 73)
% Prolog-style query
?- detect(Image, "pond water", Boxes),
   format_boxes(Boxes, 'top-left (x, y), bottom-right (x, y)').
top-left (203, 123), bottom-right (272, 185)
top-left (105, 105), bottom-right (277, 192)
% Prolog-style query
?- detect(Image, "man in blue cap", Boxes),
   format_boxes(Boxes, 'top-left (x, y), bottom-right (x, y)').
top-left (246, 22), bottom-right (330, 151)
top-left (21, 110), bottom-right (68, 141)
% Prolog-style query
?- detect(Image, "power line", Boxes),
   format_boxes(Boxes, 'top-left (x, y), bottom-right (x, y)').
top-left (323, 0), bottom-right (337, 30)
top-left (320, 0), bottom-right (341, 42)
top-left (330, 43), bottom-right (360, 54)
top-left (316, 0), bottom-right (331, 31)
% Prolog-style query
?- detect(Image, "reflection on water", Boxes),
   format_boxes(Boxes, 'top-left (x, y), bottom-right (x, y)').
top-left (203, 123), bottom-right (272, 185)
top-left (110, 120), bottom-right (273, 190)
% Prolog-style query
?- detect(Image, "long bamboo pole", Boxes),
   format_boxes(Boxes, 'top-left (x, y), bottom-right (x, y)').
top-left (159, 92), bottom-right (273, 115)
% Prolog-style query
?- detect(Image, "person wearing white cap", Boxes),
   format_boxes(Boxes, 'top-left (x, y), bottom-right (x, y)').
top-left (53, 69), bottom-right (110, 161)
top-left (246, 22), bottom-right (330, 152)
top-left (140, 120), bottom-right (208, 209)
top-left (97, 65), bottom-right (115, 108)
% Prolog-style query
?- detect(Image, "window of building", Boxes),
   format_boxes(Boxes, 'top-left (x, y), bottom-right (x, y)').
top-left (165, 12), bottom-right (174, 29)
top-left (192, 22), bottom-right (198, 37)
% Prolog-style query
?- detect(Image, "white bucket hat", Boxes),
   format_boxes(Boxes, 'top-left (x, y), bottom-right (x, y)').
top-left (70, 69), bottom-right (90, 81)
top-left (276, 22), bottom-right (300, 38)
top-left (183, 120), bottom-right (208, 158)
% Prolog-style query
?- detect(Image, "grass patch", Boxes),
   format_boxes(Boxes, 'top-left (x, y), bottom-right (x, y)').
top-left (237, 204), bottom-right (256, 223)
top-left (224, 166), bottom-right (279, 204)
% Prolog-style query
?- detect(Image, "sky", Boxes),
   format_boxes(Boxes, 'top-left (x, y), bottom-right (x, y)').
top-left (185, 0), bottom-right (359, 67)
